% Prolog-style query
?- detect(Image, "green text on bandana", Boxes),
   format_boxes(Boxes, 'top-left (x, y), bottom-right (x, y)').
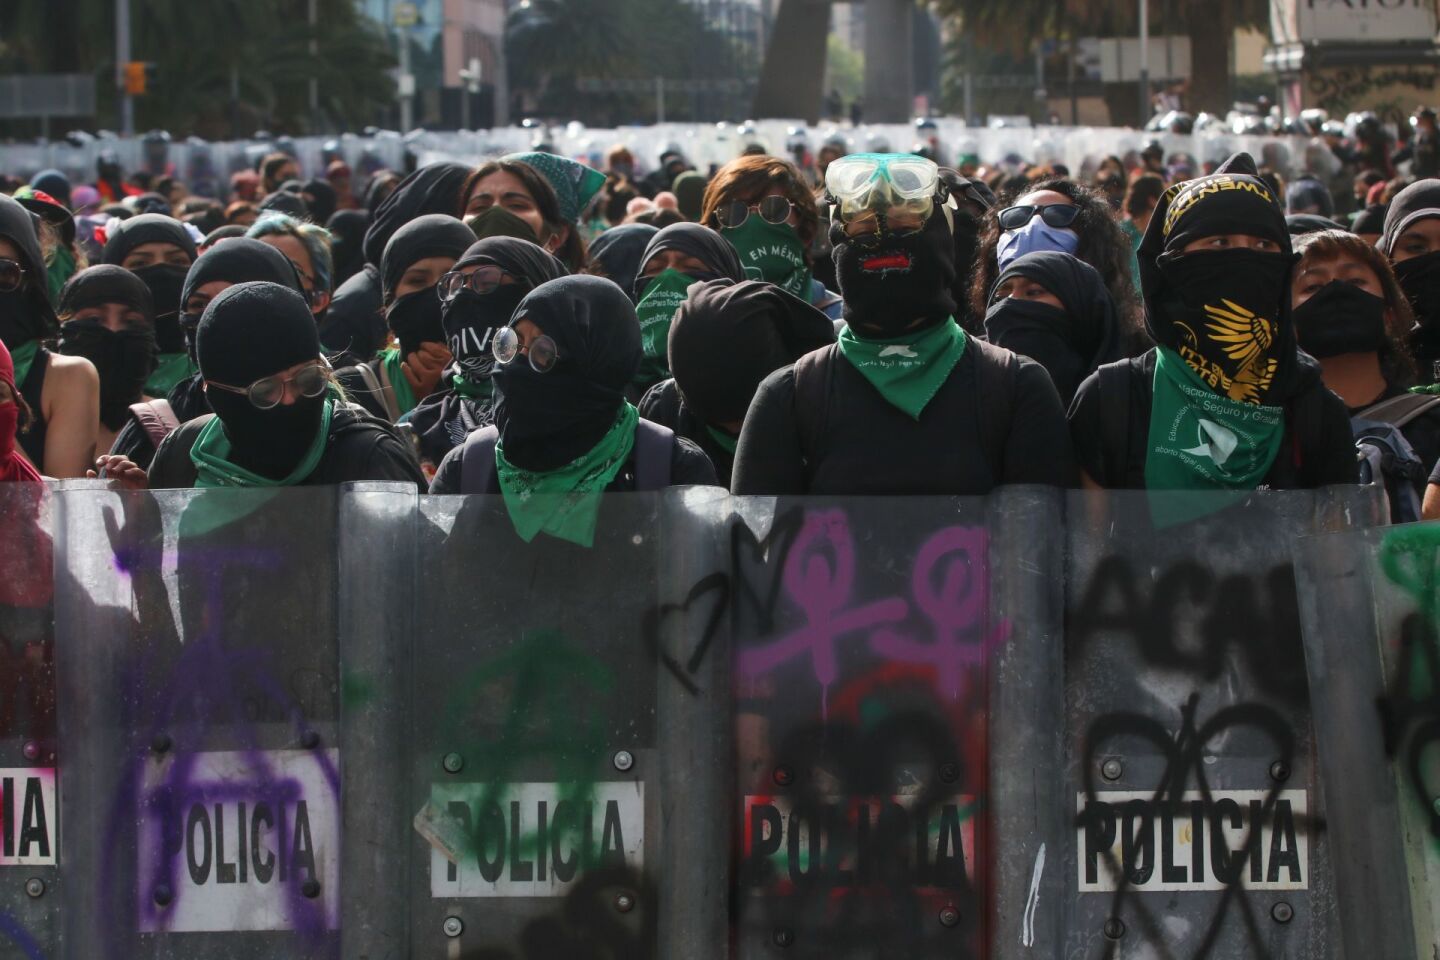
top-left (190, 398), bottom-right (334, 488)
top-left (146, 352), bottom-right (197, 398)
top-left (722, 218), bottom-right (812, 299)
top-left (838, 318), bottom-right (967, 420)
top-left (495, 402), bottom-right (638, 548)
top-left (634, 268), bottom-right (691, 385)
top-left (1144, 346), bottom-right (1284, 494)
top-left (381, 347), bottom-right (419, 417)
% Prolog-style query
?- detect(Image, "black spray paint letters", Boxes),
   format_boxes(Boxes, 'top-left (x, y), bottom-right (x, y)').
top-left (0, 771), bottom-right (55, 865)
top-left (177, 799), bottom-right (317, 886)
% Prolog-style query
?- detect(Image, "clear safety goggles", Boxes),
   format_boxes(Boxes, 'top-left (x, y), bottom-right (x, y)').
top-left (824, 153), bottom-right (941, 235)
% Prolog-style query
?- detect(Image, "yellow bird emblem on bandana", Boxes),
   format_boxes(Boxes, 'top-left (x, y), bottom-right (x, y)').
top-left (1203, 299), bottom-right (1276, 403)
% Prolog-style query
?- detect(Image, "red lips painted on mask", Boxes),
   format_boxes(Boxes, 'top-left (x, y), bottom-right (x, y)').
top-left (861, 252), bottom-right (912, 272)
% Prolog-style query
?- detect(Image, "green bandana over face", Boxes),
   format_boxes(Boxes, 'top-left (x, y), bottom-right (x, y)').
top-left (722, 218), bottom-right (812, 300)
top-left (145, 352), bottom-right (197, 397)
top-left (1145, 346), bottom-right (1284, 495)
top-left (381, 347), bottom-right (419, 417)
top-left (8, 340), bottom-right (38, 390)
top-left (46, 244), bottom-right (75, 307)
top-left (451, 371), bottom-right (493, 399)
top-left (495, 402), bottom-right (638, 547)
top-left (634, 268), bottom-right (692, 385)
top-left (837, 317), bottom-right (966, 420)
top-left (190, 397), bottom-right (334, 488)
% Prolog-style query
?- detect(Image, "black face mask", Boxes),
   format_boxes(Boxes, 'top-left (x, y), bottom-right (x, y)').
top-left (386, 286), bottom-right (447, 356)
top-left (59, 320), bottom-right (157, 429)
top-left (984, 297), bottom-right (1085, 404)
top-left (208, 387), bottom-right (327, 480)
top-left (1154, 249), bottom-right (1295, 405)
top-left (130, 263), bottom-right (191, 353)
top-left (1292, 281), bottom-right (1388, 359)
top-left (443, 286), bottom-right (526, 383)
top-left (0, 288), bottom-right (39, 349)
top-left (1395, 250), bottom-right (1440, 327)
top-left (832, 205), bottom-right (957, 337)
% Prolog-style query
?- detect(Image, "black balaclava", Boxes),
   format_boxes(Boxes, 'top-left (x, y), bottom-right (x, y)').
top-left (1138, 152), bottom-right (1297, 405)
top-left (0, 193), bottom-right (57, 349)
top-left (445, 237), bottom-right (567, 385)
top-left (362, 162), bottom-right (471, 267)
top-left (180, 238), bottom-right (305, 360)
top-left (258, 191), bottom-right (309, 219)
top-left (669, 278), bottom-right (836, 426)
top-left (1382, 180), bottom-right (1440, 345)
top-left (57, 265), bottom-right (157, 429)
top-left (302, 179), bottom-right (338, 225)
top-left (381, 214), bottom-right (476, 356)
top-left (633, 223), bottom-right (745, 299)
top-left (325, 209), bottom-right (370, 288)
top-left (493, 275), bottom-right (640, 472)
top-left (196, 281), bottom-right (325, 479)
top-left (588, 224), bottom-right (659, 299)
top-left (831, 198), bottom-right (957, 337)
top-left (1292, 282), bottom-right (1389, 359)
top-left (940, 171), bottom-right (997, 332)
top-left (102, 213), bottom-right (199, 354)
top-left (323, 265), bottom-right (386, 360)
top-left (986, 251), bottom-right (1123, 406)
top-left (1351, 204), bottom-right (1388, 236)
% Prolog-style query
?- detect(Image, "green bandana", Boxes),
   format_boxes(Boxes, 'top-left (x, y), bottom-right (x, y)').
top-left (380, 347), bottom-right (419, 417)
top-left (705, 424), bottom-right (738, 454)
top-left (145, 352), bottom-right (197, 397)
top-left (495, 402), bottom-right (638, 548)
top-left (46, 244), bottom-right (75, 307)
top-left (190, 398), bottom-right (334, 488)
top-left (8, 340), bottom-right (38, 390)
top-left (1144, 346), bottom-right (1284, 493)
top-left (722, 218), bottom-right (812, 299)
top-left (634, 268), bottom-right (692, 386)
top-left (837, 318), bottom-right (967, 420)
top-left (451, 372), bottom-right (493, 400)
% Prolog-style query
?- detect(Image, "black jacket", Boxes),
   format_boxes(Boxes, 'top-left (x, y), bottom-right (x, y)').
top-left (638, 378), bottom-right (736, 488)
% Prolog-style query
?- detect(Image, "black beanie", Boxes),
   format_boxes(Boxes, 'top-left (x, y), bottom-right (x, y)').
top-left (102, 213), bottom-right (197, 265)
top-left (381, 213), bottom-right (476, 304)
top-left (196, 281), bottom-right (320, 386)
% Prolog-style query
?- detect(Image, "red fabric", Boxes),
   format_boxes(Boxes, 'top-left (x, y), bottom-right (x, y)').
top-left (0, 339), bottom-right (42, 484)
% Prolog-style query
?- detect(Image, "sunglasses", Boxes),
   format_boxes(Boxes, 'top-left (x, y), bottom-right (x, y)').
top-left (997, 203), bottom-right (1081, 231)
top-left (715, 196), bottom-right (793, 229)
top-left (206, 361), bottom-right (329, 410)
top-left (437, 265), bottom-right (508, 302)
top-left (492, 323), bottom-right (560, 373)
top-left (0, 258), bottom-right (26, 293)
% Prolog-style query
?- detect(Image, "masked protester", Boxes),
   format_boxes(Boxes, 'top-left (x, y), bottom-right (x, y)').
top-left (632, 223), bottom-right (746, 391)
top-left (326, 209), bottom-right (369, 288)
top-left (302, 179), bottom-right (338, 225)
top-left (0, 339), bottom-right (41, 483)
top-left (322, 267), bottom-right (386, 369)
top-left (13, 187), bottom-right (82, 305)
top-left (0, 193), bottom-right (98, 478)
top-left (699, 155), bottom-right (842, 320)
top-left (731, 154), bottom-right (1074, 495)
top-left (101, 212), bottom-right (199, 398)
top-left (56, 266), bottom-right (158, 456)
top-left (107, 238), bottom-right (308, 470)
top-left (1068, 152), bottom-right (1356, 495)
top-left (461, 158), bottom-right (599, 272)
top-left (587, 223), bottom-right (658, 297)
top-left (985, 252), bottom-right (1126, 407)
top-left (640, 278), bottom-right (835, 487)
top-left (429, 276), bottom-right (716, 540)
top-left (129, 282), bottom-right (423, 490)
top-left (1381, 179), bottom-right (1440, 383)
top-left (407, 237), bottom-right (567, 477)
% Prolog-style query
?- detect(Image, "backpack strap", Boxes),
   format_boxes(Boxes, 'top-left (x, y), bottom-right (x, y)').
top-left (967, 338), bottom-right (1019, 478)
top-left (457, 425), bottom-right (501, 495)
top-left (128, 399), bottom-right (180, 449)
top-left (633, 418), bottom-right (675, 491)
top-left (1098, 361), bottom-right (1133, 487)
top-left (791, 346), bottom-right (834, 476)
top-left (367, 362), bottom-right (402, 422)
top-left (1357, 393), bottom-right (1440, 430)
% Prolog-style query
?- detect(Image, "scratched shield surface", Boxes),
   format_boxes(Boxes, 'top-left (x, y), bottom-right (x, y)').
top-left (1293, 521), bottom-right (1440, 959)
top-left (0, 482), bottom-right (57, 959)
top-left (54, 486), bottom-right (343, 959)
top-left (1062, 488), bottom-right (1381, 960)
top-left (348, 487), bottom-right (732, 959)
top-left (730, 495), bottom-right (1023, 960)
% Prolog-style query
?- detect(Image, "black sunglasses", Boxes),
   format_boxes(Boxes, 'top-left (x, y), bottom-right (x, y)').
top-left (997, 203), bottom-right (1081, 231)
top-left (715, 196), bottom-right (793, 229)
top-left (0, 258), bottom-right (26, 293)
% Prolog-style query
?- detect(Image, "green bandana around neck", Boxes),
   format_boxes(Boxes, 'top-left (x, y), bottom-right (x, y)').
top-left (705, 423), bottom-right (738, 454)
top-left (381, 347), bottom-right (419, 417)
top-left (145, 352), bottom-right (197, 397)
top-left (837, 317), bottom-right (966, 420)
top-left (634, 268), bottom-right (692, 385)
top-left (722, 217), bottom-right (812, 299)
top-left (190, 397), bottom-right (334, 488)
top-left (494, 402), bottom-right (638, 547)
top-left (1144, 346), bottom-right (1284, 497)
top-left (46, 244), bottom-right (75, 307)
top-left (451, 371), bottom-right (494, 400)
top-left (9, 340), bottom-right (39, 389)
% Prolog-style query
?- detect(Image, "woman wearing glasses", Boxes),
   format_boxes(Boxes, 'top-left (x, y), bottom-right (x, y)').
top-left (406, 237), bottom-right (568, 477)
top-left (698, 155), bottom-right (842, 321)
top-left (428, 276), bottom-right (716, 538)
top-left (118, 282), bottom-right (423, 490)
top-left (0, 193), bottom-right (99, 479)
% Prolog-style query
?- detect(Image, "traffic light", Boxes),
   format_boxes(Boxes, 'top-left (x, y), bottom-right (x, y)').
top-left (123, 62), bottom-right (156, 96)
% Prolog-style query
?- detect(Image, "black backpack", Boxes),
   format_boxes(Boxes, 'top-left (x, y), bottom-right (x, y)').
top-left (1352, 394), bottom-right (1440, 524)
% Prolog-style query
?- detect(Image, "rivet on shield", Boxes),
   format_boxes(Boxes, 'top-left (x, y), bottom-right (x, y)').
top-left (151, 733), bottom-right (172, 755)
top-left (613, 750), bottom-right (635, 772)
top-left (772, 927), bottom-right (795, 948)
top-left (301, 729), bottom-right (321, 749)
top-left (614, 892), bottom-right (636, 913)
top-left (1269, 761), bottom-right (1290, 783)
top-left (21, 741), bottom-right (40, 762)
top-left (938, 904), bottom-right (961, 928)
top-left (1103, 917), bottom-right (1125, 940)
top-left (1100, 758), bottom-right (1123, 782)
top-left (1271, 901), bottom-right (1294, 924)
top-left (153, 883), bottom-right (173, 906)
top-left (302, 879), bottom-right (321, 899)
top-left (24, 878), bottom-right (44, 898)
top-left (443, 915), bottom-right (464, 938)
top-left (442, 752), bottom-right (464, 774)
